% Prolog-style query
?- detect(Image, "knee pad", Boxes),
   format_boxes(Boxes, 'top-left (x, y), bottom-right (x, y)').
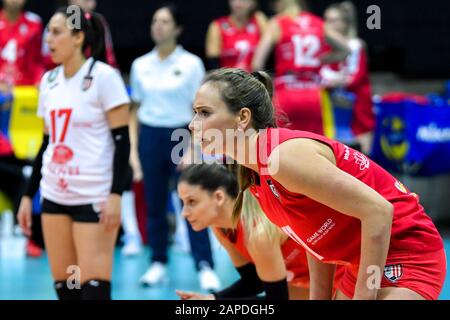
top-left (81, 279), bottom-right (111, 300)
top-left (54, 280), bottom-right (81, 300)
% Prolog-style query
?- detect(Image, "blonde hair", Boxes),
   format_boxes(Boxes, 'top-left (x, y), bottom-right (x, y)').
top-left (240, 189), bottom-right (283, 244)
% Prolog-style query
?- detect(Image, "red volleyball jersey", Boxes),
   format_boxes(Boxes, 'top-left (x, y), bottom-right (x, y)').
top-left (274, 12), bottom-right (330, 87)
top-left (0, 11), bottom-right (44, 86)
top-left (217, 221), bottom-right (309, 287)
top-left (215, 16), bottom-right (261, 72)
top-left (251, 128), bottom-right (443, 267)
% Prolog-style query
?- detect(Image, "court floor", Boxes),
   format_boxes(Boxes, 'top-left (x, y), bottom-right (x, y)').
top-left (1, 236), bottom-right (449, 300)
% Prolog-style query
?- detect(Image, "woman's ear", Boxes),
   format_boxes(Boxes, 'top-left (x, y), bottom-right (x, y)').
top-left (73, 31), bottom-right (85, 48)
top-left (213, 189), bottom-right (226, 207)
top-left (175, 26), bottom-right (183, 39)
top-left (238, 107), bottom-right (252, 130)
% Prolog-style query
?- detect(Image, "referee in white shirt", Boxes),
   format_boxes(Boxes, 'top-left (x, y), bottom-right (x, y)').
top-left (130, 3), bottom-right (220, 291)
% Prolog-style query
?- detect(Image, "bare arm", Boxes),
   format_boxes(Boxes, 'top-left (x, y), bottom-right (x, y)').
top-left (269, 139), bottom-right (393, 300)
top-left (320, 26), bottom-right (351, 64)
top-left (307, 252), bottom-right (335, 300)
top-left (128, 103), bottom-right (142, 181)
top-left (246, 232), bottom-right (287, 283)
top-left (106, 103), bottom-right (130, 129)
top-left (206, 21), bottom-right (221, 59)
top-left (251, 18), bottom-right (280, 71)
top-left (254, 11), bottom-right (269, 34)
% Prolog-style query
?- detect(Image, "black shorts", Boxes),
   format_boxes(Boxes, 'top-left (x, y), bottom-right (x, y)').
top-left (41, 198), bottom-right (101, 223)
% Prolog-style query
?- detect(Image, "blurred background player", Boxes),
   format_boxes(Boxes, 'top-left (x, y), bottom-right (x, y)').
top-left (17, 6), bottom-right (131, 300)
top-left (321, 1), bottom-right (375, 154)
top-left (252, 0), bottom-right (350, 136)
top-left (129, 3), bottom-right (220, 291)
top-left (0, 0), bottom-right (45, 256)
top-left (176, 163), bottom-right (309, 300)
top-left (205, 0), bottom-right (267, 71)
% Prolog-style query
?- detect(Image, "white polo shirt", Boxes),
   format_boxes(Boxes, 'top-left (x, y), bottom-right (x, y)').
top-left (37, 58), bottom-right (130, 205)
top-left (130, 46), bottom-right (205, 128)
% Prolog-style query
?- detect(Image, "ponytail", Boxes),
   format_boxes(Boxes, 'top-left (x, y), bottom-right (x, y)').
top-left (84, 12), bottom-right (107, 62)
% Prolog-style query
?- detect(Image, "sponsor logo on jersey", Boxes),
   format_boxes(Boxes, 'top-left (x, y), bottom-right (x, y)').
top-left (384, 264), bottom-right (403, 282)
top-left (173, 69), bottom-right (182, 77)
top-left (57, 178), bottom-right (68, 191)
top-left (52, 144), bottom-right (74, 165)
top-left (354, 152), bottom-right (369, 170)
top-left (266, 179), bottom-right (280, 200)
top-left (395, 180), bottom-right (408, 194)
top-left (343, 145), bottom-right (350, 161)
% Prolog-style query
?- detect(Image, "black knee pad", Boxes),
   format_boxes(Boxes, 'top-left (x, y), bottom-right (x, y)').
top-left (54, 280), bottom-right (81, 300)
top-left (81, 279), bottom-right (111, 300)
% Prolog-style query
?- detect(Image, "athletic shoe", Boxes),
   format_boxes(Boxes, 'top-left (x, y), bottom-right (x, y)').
top-left (121, 236), bottom-right (142, 256)
top-left (139, 262), bottom-right (168, 286)
top-left (26, 239), bottom-right (43, 258)
top-left (198, 264), bottom-right (221, 292)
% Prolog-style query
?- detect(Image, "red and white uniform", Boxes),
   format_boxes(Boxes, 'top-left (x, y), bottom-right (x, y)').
top-left (0, 11), bottom-right (44, 86)
top-left (217, 222), bottom-right (309, 288)
top-left (215, 15), bottom-right (261, 72)
top-left (37, 58), bottom-right (130, 205)
top-left (251, 128), bottom-right (446, 299)
top-left (272, 12), bottom-right (332, 135)
top-left (321, 39), bottom-right (375, 136)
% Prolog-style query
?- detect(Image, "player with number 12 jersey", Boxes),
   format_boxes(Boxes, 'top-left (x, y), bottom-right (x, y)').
top-left (252, 1), bottom-right (349, 136)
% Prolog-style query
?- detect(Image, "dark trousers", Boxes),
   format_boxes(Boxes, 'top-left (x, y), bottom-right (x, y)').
top-left (138, 124), bottom-right (214, 270)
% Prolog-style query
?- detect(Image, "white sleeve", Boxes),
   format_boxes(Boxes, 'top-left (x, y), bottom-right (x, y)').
top-left (129, 61), bottom-right (142, 103)
top-left (98, 67), bottom-right (130, 112)
top-left (190, 57), bottom-right (206, 100)
top-left (37, 72), bottom-right (48, 118)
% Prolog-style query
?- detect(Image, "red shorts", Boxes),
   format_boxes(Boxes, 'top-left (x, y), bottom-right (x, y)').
top-left (337, 249), bottom-right (447, 300)
top-left (274, 86), bottom-right (324, 135)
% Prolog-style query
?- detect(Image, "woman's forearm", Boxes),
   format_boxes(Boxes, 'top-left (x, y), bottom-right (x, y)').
top-left (354, 208), bottom-right (393, 299)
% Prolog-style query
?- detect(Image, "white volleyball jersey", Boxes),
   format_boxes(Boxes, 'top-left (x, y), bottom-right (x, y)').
top-left (37, 58), bottom-right (130, 205)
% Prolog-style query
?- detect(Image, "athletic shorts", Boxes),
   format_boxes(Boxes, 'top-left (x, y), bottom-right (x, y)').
top-left (42, 198), bottom-right (102, 223)
top-left (273, 86), bottom-right (331, 136)
top-left (337, 249), bottom-right (447, 300)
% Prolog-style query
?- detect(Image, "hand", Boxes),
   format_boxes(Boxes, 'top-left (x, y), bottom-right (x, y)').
top-left (130, 154), bottom-right (143, 182)
top-left (132, 164), bottom-right (143, 182)
top-left (17, 196), bottom-right (33, 237)
top-left (99, 194), bottom-right (122, 233)
top-left (175, 290), bottom-right (215, 300)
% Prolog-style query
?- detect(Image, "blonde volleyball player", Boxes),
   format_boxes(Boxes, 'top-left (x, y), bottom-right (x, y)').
top-left (17, 6), bottom-right (130, 300)
top-left (176, 163), bottom-right (309, 300)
